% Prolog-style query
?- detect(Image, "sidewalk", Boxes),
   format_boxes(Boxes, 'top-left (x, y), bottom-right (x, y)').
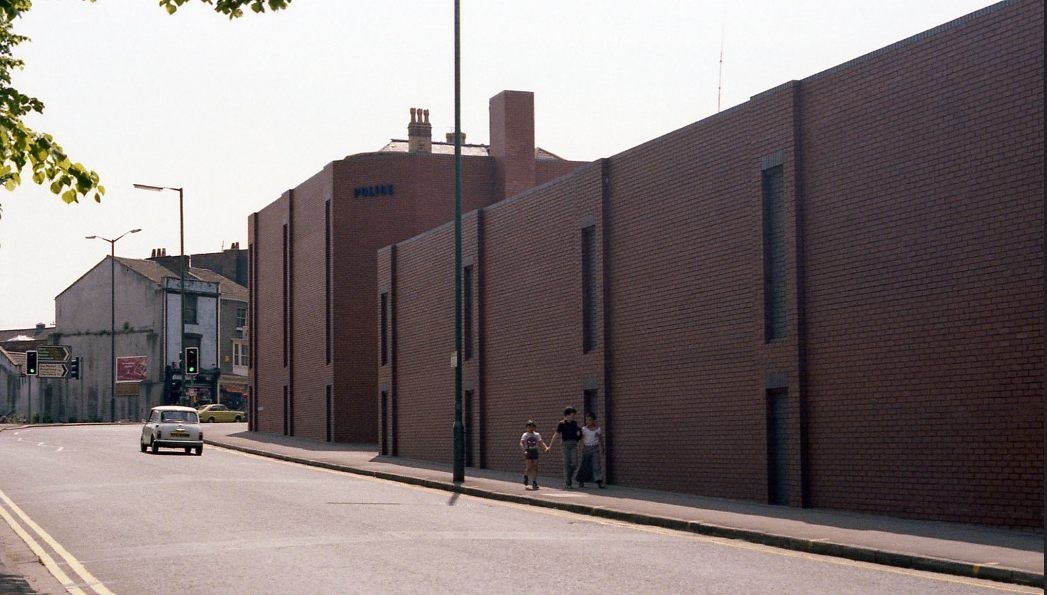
top-left (205, 424), bottom-right (1043, 589)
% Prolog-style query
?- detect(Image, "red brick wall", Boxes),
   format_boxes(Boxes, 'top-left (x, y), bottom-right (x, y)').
top-left (490, 91), bottom-right (536, 201)
top-left (481, 170), bottom-right (606, 474)
top-left (603, 90), bottom-right (804, 500)
top-left (382, 0), bottom-right (1043, 529)
top-left (288, 167), bottom-right (334, 441)
top-left (797, 0), bottom-right (1044, 528)
top-left (328, 153), bottom-right (500, 443)
top-left (253, 136), bottom-right (585, 445)
top-left (250, 192), bottom-right (289, 437)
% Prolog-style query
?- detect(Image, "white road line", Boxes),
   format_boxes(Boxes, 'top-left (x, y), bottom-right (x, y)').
top-left (0, 503), bottom-right (89, 595)
top-left (0, 487), bottom-right (114, 595)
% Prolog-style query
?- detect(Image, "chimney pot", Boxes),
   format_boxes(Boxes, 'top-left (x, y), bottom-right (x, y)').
top-left (408, 106), bottom-right (433, 154)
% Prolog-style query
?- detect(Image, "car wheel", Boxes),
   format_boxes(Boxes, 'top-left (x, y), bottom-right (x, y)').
top-left (184, 447), bottom-right (192, 454)
top-left (140, 440), bottom-right (147, 453)
top-left (195, 445), bottom-right (203, 456)
top-left (151, 436), bottom-right (159, 454)
top-left (234, 416), bottom-right (242, 422)
top-left (207, 417), bottom-right (216, 423)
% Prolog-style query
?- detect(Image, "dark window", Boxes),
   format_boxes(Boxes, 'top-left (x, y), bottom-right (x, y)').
top-left (325, 199), bottom-right (332, 365)
top-left (583, 389), bottom-right (598, 419)
top-left (248, 246), bottom-right (254, 373)
top-left (464, 390), bottom-right (475, 467)
top-left (582, 225), bottom-right (597, 352)
top-left (767, 388), bottom-right (790, 504)
top-left (283, 223), bottom-right (289, 367)
top-left (326, 385), bottom-right (333, 442)
top-left (762, 166), bottom-right (786, 341)
top-left (463, 265), bottom-right (474, 360)
top-left (380, 292), bottom-right (389, 366)
top-left (380, 391), bottom-right (389, 456)
top-left (235, 307), bottom-right (247, 329)
top-left (184, 294), bottom-right (198, 325)
top-left (283, 385), bottom-right (289, 436)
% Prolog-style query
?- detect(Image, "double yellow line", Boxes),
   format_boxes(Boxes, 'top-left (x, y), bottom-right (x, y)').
top-left (0, 487), bottom-right (114, 595)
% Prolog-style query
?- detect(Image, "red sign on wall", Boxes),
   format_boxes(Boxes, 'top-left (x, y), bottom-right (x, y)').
top-left (116, 356), bottom-right (148, 383)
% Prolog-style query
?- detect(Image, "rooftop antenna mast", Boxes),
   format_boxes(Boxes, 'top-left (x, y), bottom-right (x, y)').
top-left (718, 2), bottom-right (728, 112)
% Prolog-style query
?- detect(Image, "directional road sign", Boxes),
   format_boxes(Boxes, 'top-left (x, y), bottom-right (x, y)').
top-left (37, 345), bottom-right (71, 363)
top-left (38, 363), bottom-right (69, 378)
top-left (36, 345), bottom-right (72, 378)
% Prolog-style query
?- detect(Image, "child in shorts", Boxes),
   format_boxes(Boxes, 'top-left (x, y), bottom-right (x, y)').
top-left (520, 420), bottom-right (549, 490)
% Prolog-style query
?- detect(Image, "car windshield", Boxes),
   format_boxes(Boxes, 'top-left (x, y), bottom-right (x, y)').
top-left (160, 411), bottom-right (197, 423)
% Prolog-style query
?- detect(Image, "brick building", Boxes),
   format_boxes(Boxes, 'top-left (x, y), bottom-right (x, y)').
top-left (248, 91), bottom-right (586, 442)
top-left (378, 0), bottom-right (1043, 529)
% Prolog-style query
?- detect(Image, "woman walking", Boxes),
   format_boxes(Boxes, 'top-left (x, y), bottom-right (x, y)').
top-left (575, 412), bottom-right (605, 488)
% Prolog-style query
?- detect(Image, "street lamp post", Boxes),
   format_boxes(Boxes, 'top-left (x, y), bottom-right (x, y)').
top-left (134, 184), bottom-right (186, 405)
top-left (86, 228), bottom-right (142, 422)
top-left (452, 0), bottom-right (465, 483)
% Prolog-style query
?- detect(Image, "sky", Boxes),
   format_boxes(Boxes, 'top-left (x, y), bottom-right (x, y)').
top-left (0, 0), bottom-right (997, 330)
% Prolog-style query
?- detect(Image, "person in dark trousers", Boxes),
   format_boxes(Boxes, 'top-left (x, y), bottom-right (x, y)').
top-left (547, 406), bottom-right (583, 488)
top-left (520, 420), bottom-right (548, 490)
top-left (575, 411), bottom-right (605, 488)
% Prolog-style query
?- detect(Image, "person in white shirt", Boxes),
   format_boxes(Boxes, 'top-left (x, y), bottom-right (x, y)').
top-left (520, 420), bottom-right (549, 490)
top-left (575, 412), bottom-right (605, 488)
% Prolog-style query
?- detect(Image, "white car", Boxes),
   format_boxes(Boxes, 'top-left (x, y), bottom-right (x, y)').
top-left (141, 406), bottom-right (204, 455)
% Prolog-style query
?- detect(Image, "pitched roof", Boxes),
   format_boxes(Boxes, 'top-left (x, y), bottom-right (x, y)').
top-left (116, 257), bottom-right (182, 285)
top-left (188, 267), bottom-right (248, 302)
top-left (0, 325), bottom-right (55, 344)
top-left (114, 257), bottom-right (247, 301)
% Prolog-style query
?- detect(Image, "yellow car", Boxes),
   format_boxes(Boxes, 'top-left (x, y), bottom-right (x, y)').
top-left (196, 403), bottom-right (245, 423)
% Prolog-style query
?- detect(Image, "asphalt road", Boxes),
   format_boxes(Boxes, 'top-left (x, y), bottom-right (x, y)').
top-left (0, 425), bottom-right (1038, 595)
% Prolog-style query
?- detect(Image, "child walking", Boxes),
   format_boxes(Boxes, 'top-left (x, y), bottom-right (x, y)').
top-left (520, 420), bottom-right (549, 490)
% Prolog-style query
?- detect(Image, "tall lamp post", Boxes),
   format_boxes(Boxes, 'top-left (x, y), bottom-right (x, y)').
top-left (86, 228), bottom-right (142, 422)
top-left (452, 0), bottom-right (465, 483)
top-left (133, 184), bottom-right (186, 404)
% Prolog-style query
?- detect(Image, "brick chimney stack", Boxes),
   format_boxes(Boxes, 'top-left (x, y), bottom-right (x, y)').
top-left (408, 107), bottom-right (432, 154)
top-left (489, 90), bottom-right (536, 200)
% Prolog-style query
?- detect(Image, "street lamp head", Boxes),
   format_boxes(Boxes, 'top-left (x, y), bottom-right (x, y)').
top-left (130, 228), bottom-right (142, 234)
top-left (133, 183), bottom-right (164, 192)
top-left (85, 235), bottom-right (97, 239)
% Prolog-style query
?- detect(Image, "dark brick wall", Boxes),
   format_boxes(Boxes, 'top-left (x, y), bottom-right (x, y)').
top-left (382, 0), bottom-right (1043, 529)
top-left (797, 0), bottom-right (1044, 528)
top-left (253, 111), bottom-right (587, 445)
top-left (249, 192), bottom-right (289, 437)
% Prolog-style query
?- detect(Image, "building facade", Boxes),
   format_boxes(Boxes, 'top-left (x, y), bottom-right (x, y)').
top-left (378, 0), bottom-right (1043, 529)
top-left (42, 257), bottom-right (245, 422)
top-left (147, 251), bottom-right (250, 409)
top-left (249, 91), bottom-right (586, 442)
top-left (0, 324), bottom-right (55, 421)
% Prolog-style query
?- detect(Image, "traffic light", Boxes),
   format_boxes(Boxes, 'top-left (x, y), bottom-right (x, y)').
top-left (69, 356), bottom-right (81, 379)
top-left (25, 350), bottom-right (38, 375)
top-left (185, 347), bottom-right (199, 375)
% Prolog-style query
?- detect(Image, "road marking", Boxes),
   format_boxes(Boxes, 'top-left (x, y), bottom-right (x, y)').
top-left (0, 503), bottom-right (89, 595)
top-left (0, 487), bottom-right (114, 595)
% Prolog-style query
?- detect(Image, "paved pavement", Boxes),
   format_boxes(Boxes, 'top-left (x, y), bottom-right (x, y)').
top-left (200, 424), bottom-right (1043, 589)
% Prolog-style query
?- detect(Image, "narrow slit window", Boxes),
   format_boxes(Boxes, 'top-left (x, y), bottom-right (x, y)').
top-left (463, 265), bottom-right (474, 360)
top-left (762, 166), bottom-right (786, 341)
top-left (380, 292), bottom-right (389, 366)
top-left (582, 225), bottom-right (597, 353)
